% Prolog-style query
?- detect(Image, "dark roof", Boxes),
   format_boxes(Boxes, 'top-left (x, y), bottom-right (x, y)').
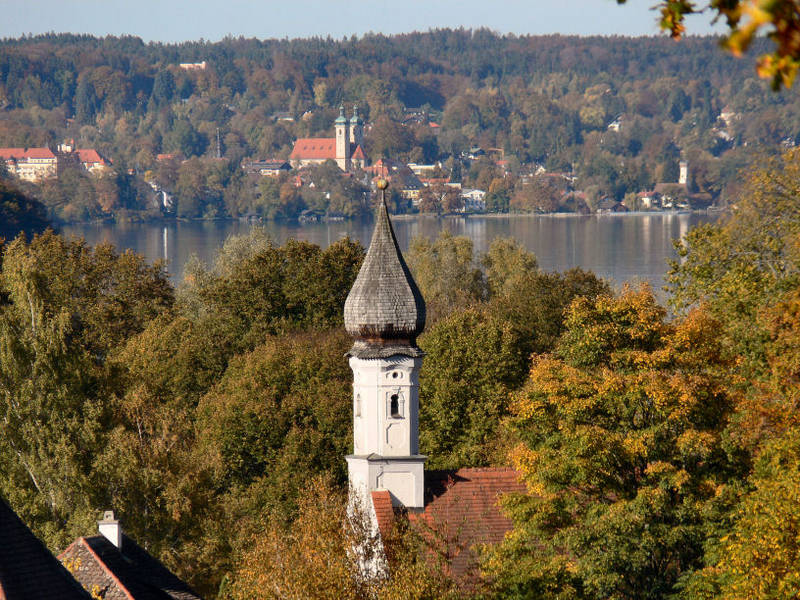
top-left (343, 188), bottom-right (426, 356)
top-left (373, 468), bottom-right (526, 584)
top-left (59, 535), bottom-right (201, 600)
top-left (242, 160), bottom-right (291, 172)
top-left (0, 498), bottom-right (90, 599)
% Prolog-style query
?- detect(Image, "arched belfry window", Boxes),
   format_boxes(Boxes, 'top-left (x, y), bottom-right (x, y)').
top-left (355, 394), bottom-right (361, 417)
top-left (390, 393), bottom-right (401, 418)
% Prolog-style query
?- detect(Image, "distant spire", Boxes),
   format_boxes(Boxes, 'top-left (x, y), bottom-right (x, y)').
top-left (335, 104), bottom-right (347, 124)
top-left (344, 180), bottom-right (426, 358)
top-left (350, 103), bottom-right (362, 124)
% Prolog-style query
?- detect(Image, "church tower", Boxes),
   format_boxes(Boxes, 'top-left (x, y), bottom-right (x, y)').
top-left (344, 180), bottom-right (427, 509)
top-left (679, 160), bottom-right (689, 186)
top-left (349, 104), bottom-right (364, 148)
top-left (335, 104), bottom-right (350, 171)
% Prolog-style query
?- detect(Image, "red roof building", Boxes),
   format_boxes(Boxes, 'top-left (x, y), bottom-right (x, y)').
top-left (0, 497), bottom-right (90, 599)
top-left (289, 138), bottom-right (337, 161)
top-left (75, 149), bottom-right (111, 173)
top-left (289, 105), bottom-right (367, 172)
top-left (0, 148), bottom-right (58, 182)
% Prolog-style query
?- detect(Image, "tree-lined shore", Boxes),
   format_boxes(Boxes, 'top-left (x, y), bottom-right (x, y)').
top-left (1, 31), bottom-right (797, 221)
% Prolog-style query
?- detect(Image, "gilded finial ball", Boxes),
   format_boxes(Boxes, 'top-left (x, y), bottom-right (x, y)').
top-left (376, 178), bottom-right (389, 190)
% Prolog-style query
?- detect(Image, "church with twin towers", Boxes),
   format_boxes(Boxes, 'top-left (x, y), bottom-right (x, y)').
top-left (289, 104), bottom-right (367, 171)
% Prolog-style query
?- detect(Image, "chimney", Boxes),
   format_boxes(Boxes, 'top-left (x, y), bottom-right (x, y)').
top-left (98, 510), bottom-right (121, 548)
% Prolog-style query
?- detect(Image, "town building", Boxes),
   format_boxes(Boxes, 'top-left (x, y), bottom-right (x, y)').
top-left (179, 61), bottom-right (207, 71)
top-left (343, 180), bottom-right (523, 581)
top-left (460, 188), bottom-right (486, 212)
top-left (0, 144), bottom-right (112, 182)
top-left (241, 159), bottom-right (292, 177)
top-left (289, 105), bottom-right (367, 172)
top-left (0, 497), bottom-right (90, 599)
top-left (406, 163), bottom-right (438, 177)
top-left (76, 149), bottom-right (112, 174)
top-left (0, 148), bottom-right (58, 182)
top-left (368, 159), bottom-right (423, 201)
top-left (60, 511), bottom-right (202, 600)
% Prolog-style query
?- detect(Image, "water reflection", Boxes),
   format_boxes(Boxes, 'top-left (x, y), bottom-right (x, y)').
top-left (62, 213), bottom-right (719, 293)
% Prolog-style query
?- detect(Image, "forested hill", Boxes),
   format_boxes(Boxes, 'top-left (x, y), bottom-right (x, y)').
top-left (0, 31), bottom-right (797, 221)
top-left (0, 31), bottom-right (764, 99)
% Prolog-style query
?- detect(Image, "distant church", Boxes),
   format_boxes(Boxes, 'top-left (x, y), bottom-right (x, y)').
top-left (342, 180), bottom-right (524, 583)
top-left (289, 105), bottom-right (367, 172)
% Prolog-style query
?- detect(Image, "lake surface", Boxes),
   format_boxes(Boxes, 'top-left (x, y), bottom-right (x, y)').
top-left (62, 212), bottom-right (720, 293)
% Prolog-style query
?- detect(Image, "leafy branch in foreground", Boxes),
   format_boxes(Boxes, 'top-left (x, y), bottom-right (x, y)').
top-left (617, 0), bottom-right (800, 88)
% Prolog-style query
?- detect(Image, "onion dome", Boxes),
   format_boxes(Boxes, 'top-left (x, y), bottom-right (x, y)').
top-left (350, 104), bottom-right (363, 125)
top-left (335, 104), bottom-right (347, 124)
top-left (344, 180), bottom-right (426, 358)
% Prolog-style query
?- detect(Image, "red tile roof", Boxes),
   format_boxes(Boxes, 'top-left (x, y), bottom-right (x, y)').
top-left (371, 491), bottom-right (394, 539)
top-left (76, 149), bottom-right (109, 165)
top-left (289, 139), bottom-right (366, 162)
top-left (59, 535), bottom-right (202, 600)
top-left (289, 138), bottom-right (337, 160)
top-left (0, 147), bottom-right (56, 160)
top-left (373, 468), bottom-right (525, 584)
top-left (0, 498), bottom-right (90, 599)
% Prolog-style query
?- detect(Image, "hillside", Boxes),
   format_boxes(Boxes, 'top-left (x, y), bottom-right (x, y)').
top-left (0, 31), bottom-right (796, 220)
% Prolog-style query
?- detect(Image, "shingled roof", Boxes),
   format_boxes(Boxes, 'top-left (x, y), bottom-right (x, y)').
top-left (59, 535), bottom-right (202, 600)
top-left (343, 184), bottom-right (426, 357)
top-left (373, 468), bottom-right (526, 583)
top-left (0, 498), bottom-right (90, 599)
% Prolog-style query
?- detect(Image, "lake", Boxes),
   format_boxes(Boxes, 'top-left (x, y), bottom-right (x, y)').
top-left (61, 212), bottom-right (720, 293)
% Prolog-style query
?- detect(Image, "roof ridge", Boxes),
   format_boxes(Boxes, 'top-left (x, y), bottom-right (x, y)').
top-left (428, 467), bottom-right (520, 474)
top-left (76, 537), bottom-right (136, 600)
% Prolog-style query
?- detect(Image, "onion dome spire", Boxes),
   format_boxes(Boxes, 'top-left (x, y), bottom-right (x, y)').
top-left (350, 104), bottom-right (362, 125)
top-left (335, 104), bottom-right (347, 124)
top-left (344, 179), bottom-right (426, 358)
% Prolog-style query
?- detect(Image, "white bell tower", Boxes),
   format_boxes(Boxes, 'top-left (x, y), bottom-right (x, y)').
top-left (335, 104), bottom-right (350, 171)
top-left (344, 179), bottom-right (427, 509)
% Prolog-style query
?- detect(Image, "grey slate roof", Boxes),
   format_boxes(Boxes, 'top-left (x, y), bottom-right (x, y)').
top-left (344, 190), bottom-right (426, 357)
top-left (0, 497), bottom-right (90, 599)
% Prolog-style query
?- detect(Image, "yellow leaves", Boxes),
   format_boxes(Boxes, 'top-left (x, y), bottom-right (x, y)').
top-left (659, 0), bottom-right (694, 39)
top-left (677, 429), bottom-right (717, 460)
top-left (644, 0), bottom-right (800, 88)
top-left (622, 432), bottom-right (649, 458)
top-left (695, 431), bottom-right (800, 598)
top-left (642, 461), bottom-right (693, 495)
top-left (509, 444), bottom-right (547, 495)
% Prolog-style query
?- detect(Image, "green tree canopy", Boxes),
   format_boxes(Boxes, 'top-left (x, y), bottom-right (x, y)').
top-left (484, 286), bottom-right (743, 599)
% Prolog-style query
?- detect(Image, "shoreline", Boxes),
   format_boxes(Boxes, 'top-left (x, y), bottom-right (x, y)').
top-left (57, 208), bottom-right (726, 227)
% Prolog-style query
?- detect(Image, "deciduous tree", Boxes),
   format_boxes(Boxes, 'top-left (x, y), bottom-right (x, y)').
top-left (484, 286), bottom-right (742, 599)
